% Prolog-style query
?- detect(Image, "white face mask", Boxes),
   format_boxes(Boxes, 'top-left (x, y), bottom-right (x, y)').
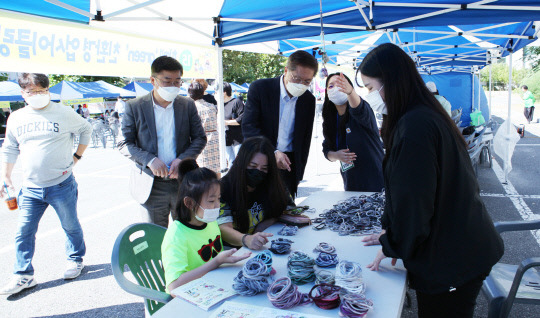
top-left (286, 82), bottom-right (309, 97)
top-left (157, 85), bottom-right (180, 102)
top-left (195, 205), bottom-right (220, 223)
top-left (26, 94), bottom-right (50, 109)
top-left (364, 86), bottom-right (386, 115)
top-left (327, 87), bottom-right (349, 105)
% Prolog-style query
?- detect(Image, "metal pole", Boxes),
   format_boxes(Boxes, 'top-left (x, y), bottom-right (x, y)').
top-left (505, 51), bottom-right (513, 183)
top-left (478, 70), bottom-right (481, 114)
top-left (489, 63), bottom-right (492, 120)
top-left (215, 43), bottom-right (227, 173)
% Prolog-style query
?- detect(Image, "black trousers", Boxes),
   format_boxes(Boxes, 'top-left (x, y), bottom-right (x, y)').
top-left (416, 274), bottom-right (487, 318)
top-left (524, 106), bottom-right (535, 123)
top-left (280, 152), bottom-right (298, 199)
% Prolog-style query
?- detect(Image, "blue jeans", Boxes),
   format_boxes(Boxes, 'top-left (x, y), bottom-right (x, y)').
top-left (14, 174), bottom-right (86, 275)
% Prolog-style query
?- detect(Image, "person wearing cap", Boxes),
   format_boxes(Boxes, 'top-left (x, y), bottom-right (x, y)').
top-left (426, 81), bottom-right (452, 116)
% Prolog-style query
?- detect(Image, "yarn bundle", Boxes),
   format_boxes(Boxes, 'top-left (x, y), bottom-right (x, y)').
top-left (232, 254), bottom-right (274, 296)
top-left (267, 277), bottom-right (312, 309)
top-left (287, 251), bottom-right (315, 285)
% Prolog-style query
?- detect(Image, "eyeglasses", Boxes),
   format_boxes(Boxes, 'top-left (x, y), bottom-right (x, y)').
top-left (23, 89), bottom-right (49, 96)
top-left (197, 235), bottom-right (223, 262)
top-left (289, 74), bottom-right (313, 86)
top-left (154, 77), bottom-right (183, 87)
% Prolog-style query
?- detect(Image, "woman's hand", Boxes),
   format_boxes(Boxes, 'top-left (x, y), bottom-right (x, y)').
top-left (335, 73), bottom-right (354, 95)
top-left (215, 248), bottom-right (252, 265)
top-left (335, 149), bottom-right (357, 164)
top-left (361, 230), bottom-right (385, 246)
top-left (366, 248), bottom-right (397, 271)
top-left (246, 232), bottom-right (273, 250)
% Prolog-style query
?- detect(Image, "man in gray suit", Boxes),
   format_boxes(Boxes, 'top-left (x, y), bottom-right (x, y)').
top-left (118, 56), bottom-right (207, 227)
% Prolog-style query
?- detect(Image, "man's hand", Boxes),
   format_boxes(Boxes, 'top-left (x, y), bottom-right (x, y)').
top-left (168, 158), bottom-right (182, 179)
top-left (148, 158), bottom-right (169, 178)
top-left (0, 179), bottom-right (15, 200)
top-left (366, 249), bottom-right (397, 271)
top-left (275, 150), bottom-right (291, 171)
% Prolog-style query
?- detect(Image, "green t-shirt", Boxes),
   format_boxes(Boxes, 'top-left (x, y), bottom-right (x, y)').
top-left (524, 91), bottom-right (536, 108)
top-left (161, 220), bottom-right (222, 289)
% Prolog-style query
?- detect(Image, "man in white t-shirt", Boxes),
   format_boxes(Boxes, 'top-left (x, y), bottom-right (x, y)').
top-left (115, 96), bottom-right (126, 120)
top-left (0, 73), bottom-right (93, 295)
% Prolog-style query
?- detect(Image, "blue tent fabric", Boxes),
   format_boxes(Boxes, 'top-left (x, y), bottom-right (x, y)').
top-left (123, 82), bottom-right (154, 97)
top-left (0, 80), bottom-right (25, 102)
top-left (230, 82), bottom-right (247, 93)
top-left (277, 22), bottom-right (536, 70)
top-left (241, 83), bottom-right (250, 89)
top-left (217, 1), bottom-right (540, 47)
top-left (0, 0), bottom-right (90, 24)
top-left (421, 72), bottom-right (488, 127)
top-left (50, 81), bottom-right (135, 99)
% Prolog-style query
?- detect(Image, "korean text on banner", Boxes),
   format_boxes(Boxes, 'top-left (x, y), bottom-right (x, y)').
top-left (0, 12), bottom-right (217, 78)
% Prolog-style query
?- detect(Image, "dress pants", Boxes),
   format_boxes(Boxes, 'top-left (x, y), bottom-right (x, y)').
top-left (280, 152), bottom-right (298, 199)
top-left (140, 178), bottom-right (179, 228)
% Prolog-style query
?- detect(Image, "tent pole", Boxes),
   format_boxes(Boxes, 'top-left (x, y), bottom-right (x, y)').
top-left (215, 44), bottom-right (227, 173)
top-left (478, 70), bottom-right (481, 115)
top-left (505, 51), bottom-right (513, 183)
top-left (489, 63), bottom-right (492, 120)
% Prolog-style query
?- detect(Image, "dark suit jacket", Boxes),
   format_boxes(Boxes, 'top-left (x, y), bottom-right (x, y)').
top-left (242, 76), bottom-right (316, 183)
top-left (118, 92), bottom-right (207, 203)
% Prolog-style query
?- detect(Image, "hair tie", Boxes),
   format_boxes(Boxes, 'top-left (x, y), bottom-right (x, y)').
top-left (335, 260), bottom-right (365, 295)
top-left (314, 242), bottom-right (336, 254)
top-left (287, 251), bottom-right (315, 285)
top-left (315, 252), bottom-right (339, 268)
top-left (315, 270), bottom-right (335, 285)
top-left (278, 225), bottom-right (298, 236)
top-left (269, 238), bottom-right (293, 254)
top-left (232, 258), bottom-right (273, 296)
top-left (267, 277), bottom-right (312, 309)
top-left (339, 293), bottom-right (374, 318)
top-left (309, 284), bottom-right (341, 310)
top-left (253, 250), bottom-right (274, 274)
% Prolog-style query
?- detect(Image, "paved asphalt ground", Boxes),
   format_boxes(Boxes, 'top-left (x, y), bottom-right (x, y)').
top-left (1, 91), bottom-right (540, 317)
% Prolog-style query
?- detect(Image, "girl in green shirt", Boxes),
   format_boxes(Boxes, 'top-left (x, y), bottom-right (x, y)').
top-left (161, 159), bottom-right (251, 293)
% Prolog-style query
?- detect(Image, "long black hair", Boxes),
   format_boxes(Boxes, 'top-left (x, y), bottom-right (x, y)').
top-left (358, 43), bottom-right (465, 156)
top-left (321, 73), bottom-right (354, 153)
top-left (173, 158), bottom-right (219, 223)
top-left (221, 136), bottom-right (289, 233)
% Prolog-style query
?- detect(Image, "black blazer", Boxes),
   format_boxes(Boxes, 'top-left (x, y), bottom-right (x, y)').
top-left (242, 76), bottom-right (316, 183)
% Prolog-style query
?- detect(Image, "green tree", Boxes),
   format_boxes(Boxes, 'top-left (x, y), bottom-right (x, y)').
top-left (480, 62), bottom-right (531, 90)
top-left (48, 75), bottom-right (127, 87)
top-left (0, 72), bottom-right (7, 81)
top-left (222, 50), bottom-right (287, 84)
top-left (523, 46), bottom-right (540, 71)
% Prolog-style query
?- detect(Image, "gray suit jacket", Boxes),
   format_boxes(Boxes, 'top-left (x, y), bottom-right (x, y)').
top-left (118, 92), bottom-right (207, 203)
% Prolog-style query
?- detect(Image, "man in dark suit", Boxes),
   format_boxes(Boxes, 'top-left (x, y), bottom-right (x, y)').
top-left (118, 56), bottom-right (207, 227)
top-left (242, 50), bottom-right (318, 198)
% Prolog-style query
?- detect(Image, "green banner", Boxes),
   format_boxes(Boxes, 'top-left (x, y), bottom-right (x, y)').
top-left (62, 98), bottom-right (103, 106)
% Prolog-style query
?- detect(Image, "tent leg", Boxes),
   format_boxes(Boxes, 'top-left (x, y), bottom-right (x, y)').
top-left (215, 44), bottom-right (227, 173)
top-left (505, 51), bottom-right (513, 183)
top-left (489, 63), bottom-right (493, 120)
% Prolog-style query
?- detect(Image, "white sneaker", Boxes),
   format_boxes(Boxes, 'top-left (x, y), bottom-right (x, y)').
top-left (0, 275), bottom-right (37, 295)
top-left (64, 261), bottom-right (84, 280)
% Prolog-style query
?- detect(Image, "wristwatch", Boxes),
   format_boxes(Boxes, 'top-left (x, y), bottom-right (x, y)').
top-left (73, 153), bottom-right (82, 160)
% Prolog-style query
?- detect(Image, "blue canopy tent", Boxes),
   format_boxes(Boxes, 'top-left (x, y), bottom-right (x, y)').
top-left (50, 80), bottom-right (135, 100)
top-left (241, 82), bottom-right (250, 89)
top-left (0, 80), bottom-right (28, 102)
top-left (123, 82), bottom-right (154, 97)
top-left (230, 82), bottom-right (248, 93)
top-left (421, 72), bottom-right (488, 126)
top-left (0, 80), bottom-right (61, 102)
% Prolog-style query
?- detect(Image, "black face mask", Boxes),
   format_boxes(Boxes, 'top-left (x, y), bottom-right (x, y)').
top-left (246, 168), bottom-right (267, 188)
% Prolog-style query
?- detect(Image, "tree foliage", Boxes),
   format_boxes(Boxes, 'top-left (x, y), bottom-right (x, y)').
top-left (523, 46), bottom-right (540, 71)
top-left (479, 62), bottom-right (530, 90)
top-left (48, 74), bottom-right (126, 87)
top-left (222, 50), bottom-right (287, 84)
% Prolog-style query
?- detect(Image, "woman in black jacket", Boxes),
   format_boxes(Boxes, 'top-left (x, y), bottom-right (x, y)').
top-left (321, 72), bottom-right (384, 191)
top-left (360, 43), bottom-right (503, 317)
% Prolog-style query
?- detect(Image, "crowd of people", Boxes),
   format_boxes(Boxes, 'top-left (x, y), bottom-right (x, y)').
top-left (0, 44), bottom-right (506, 317)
